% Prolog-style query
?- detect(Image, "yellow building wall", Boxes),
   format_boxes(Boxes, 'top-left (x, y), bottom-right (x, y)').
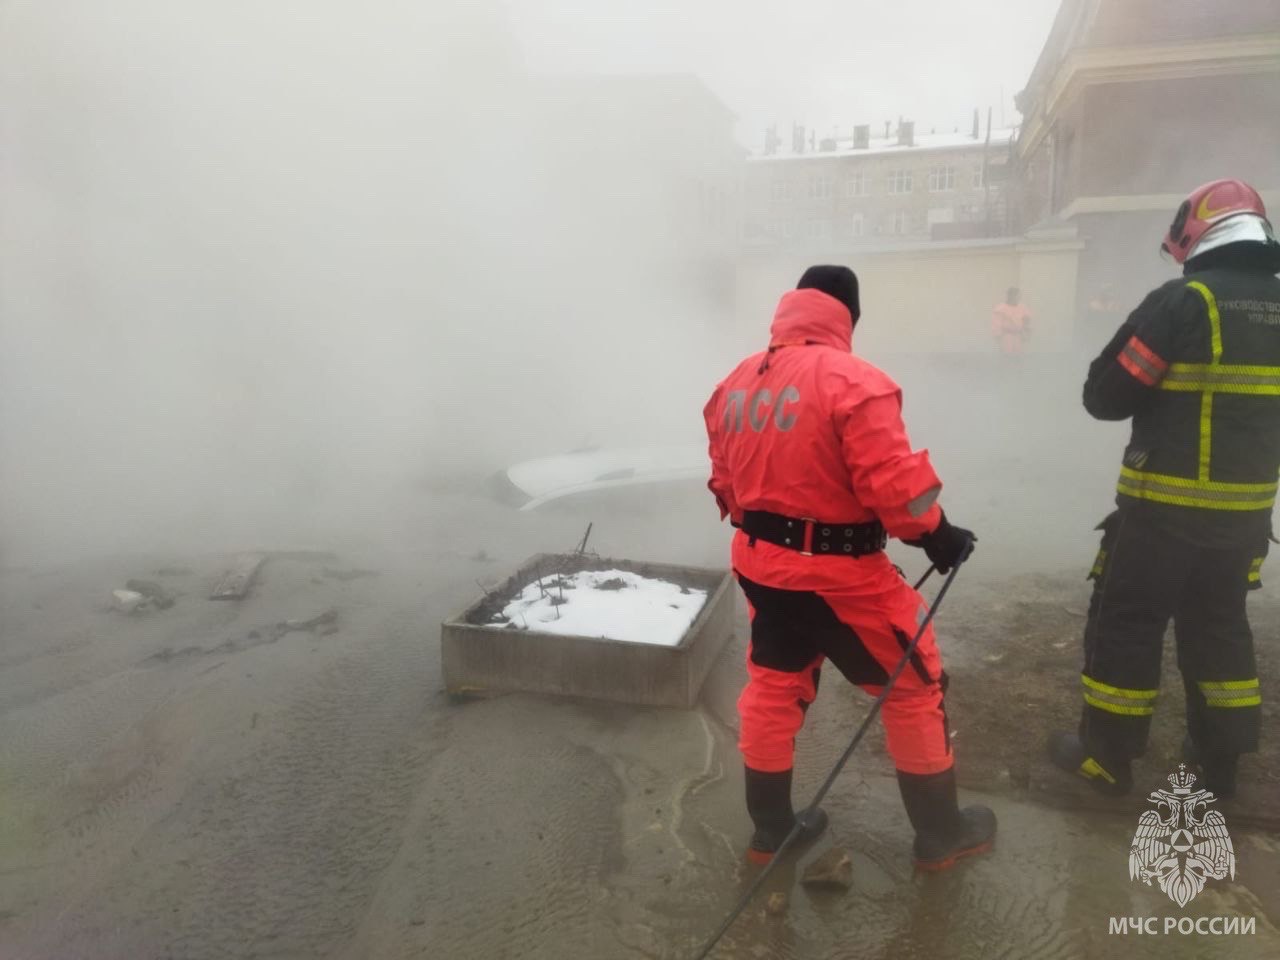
top-left (735, 232), bottom-right (1082, 356)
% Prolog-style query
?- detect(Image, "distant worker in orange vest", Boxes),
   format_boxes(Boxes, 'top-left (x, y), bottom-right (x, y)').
top-left (991, 287), bottom-right (1032, 354)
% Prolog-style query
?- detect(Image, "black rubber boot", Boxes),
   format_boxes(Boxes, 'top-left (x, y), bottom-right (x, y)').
top-left (744, 767), bottom-right (828, 864)
top-left (1181, 735), bottom-right (1239, 800)
top-left (896, 768), bottom-right (996, 872)
top-left (1047, 730), bottom-right (1133, 796)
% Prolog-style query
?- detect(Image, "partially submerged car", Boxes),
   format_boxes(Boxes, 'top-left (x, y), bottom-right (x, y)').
top-left (491, 443), bottom-right (709, 511)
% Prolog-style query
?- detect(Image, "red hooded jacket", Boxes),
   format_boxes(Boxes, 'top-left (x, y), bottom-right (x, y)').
top-left (704, 288), bottom-right (944, 559)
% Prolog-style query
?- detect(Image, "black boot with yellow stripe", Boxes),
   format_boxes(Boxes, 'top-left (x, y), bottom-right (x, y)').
top-left (1047, 731), bottom-right (1133, 797)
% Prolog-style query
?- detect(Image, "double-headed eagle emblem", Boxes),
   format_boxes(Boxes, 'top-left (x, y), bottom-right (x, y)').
top-left (1129, 764), bottom-right (1235, 907)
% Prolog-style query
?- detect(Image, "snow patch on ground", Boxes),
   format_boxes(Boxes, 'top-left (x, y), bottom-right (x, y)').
top-left (496, 569), bottom-right (707, 646)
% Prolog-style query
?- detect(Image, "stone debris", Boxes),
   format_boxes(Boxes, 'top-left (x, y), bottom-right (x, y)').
top-left (210, 553), bottom-right (266, 600)
top-left (280, 609), bottom-right (339, 636)
top-left (801, 848), bottom-right (853, 890)
top-left (764, 891), bottom-right (789, 916)
top-left (126, 579), bottom-right (176, 609)
top-left (111, 589), bottom-right (147, 614)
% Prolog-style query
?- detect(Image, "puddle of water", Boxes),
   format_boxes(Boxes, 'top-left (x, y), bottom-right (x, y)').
top-left (664, 772), bottom-right (1279, 960)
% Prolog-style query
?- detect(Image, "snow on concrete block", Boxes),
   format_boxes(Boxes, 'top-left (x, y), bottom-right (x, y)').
top-left (441, 553), bottom-right (734, 708)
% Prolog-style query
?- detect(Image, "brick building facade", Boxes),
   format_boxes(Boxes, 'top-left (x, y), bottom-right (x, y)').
top-left (742, 121), bottom-right (1016, 251)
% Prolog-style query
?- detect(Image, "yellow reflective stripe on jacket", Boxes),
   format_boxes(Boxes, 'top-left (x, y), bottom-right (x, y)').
top-left (1117, 466), bottom-right (1278, 511)
top-left (1187, 282), bottom-right (1223, 363)
top-left (1161, 364), bottom-right (1280, 394)
top-left (1198, 392), bottom-right (1213, 481)
top-left (1198, 678), bottom-right (1261, 708)
top-left (1082, 674), bottom-right (1158, 716)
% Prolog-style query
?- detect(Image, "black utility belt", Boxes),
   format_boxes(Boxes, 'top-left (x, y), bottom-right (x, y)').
top-left (741, 510), bottom-right (886, 557)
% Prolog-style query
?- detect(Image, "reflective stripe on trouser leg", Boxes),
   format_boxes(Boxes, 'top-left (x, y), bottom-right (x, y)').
top-left (1079, 512), bottom-right (1188, 760)
top-left (1081, 674), bottom-right (1158, 716)
top-left (1194, 678), bottom-right (1262, 756)
top-left (1198, 677), bottom-right (1262, 708)
top-left (1184, 677), bottom-right (1262, 757)
top-left (1174, 541), bottom-right (1262, 756)
top-left (737, 647), bottom-right (821, 773)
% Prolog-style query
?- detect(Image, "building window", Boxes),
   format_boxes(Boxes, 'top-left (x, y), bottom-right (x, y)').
top-left (927, 207), bottom-right (955, 226)
top-left (928, 165), bottom-right (956, 192)
top-left (843, 172), bottom-right (870, 197)
top-left (771, 179), bottom-right (794, 201)
top-left (891, 210), bottom-right (911, 235)
top-left (887, 169), bottom-right (913, 194)
top-left (808, 177), bottom-right (834, 200)
top-left (972, 166), bottom-right (984, 189)
top-left (850, 213), bottom-right (865, 238)
top-left (803, 218), bottom-right (832, 241)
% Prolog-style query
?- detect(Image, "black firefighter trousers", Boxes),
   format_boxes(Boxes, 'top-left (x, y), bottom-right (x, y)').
top-left (1080, 508), bottom-right (1264, 763)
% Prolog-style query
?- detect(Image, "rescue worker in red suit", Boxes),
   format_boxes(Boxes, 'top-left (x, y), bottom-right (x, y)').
top-left (991, 286), bottom-right (1032, 355)
top-left (1049, 180), bottom-right (1280, 799)
top-left (703, 265), bottom-right (997, 870)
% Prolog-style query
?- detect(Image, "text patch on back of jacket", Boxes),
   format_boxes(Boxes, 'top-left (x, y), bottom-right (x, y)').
top-left (723, 387), bottom-right (801, 433)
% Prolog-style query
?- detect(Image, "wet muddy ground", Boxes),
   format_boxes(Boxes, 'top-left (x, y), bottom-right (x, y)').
top-left (3, 519), bottom-right (1278, 960)
top-left (939, 573), bottom-right (1280, 829)
top-left (3, 357), bottom-right (1278, 958)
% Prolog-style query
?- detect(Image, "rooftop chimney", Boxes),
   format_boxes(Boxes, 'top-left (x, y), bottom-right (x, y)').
top-left (897, 120), bottom-right (914, 147)
top-left (792, 122), bottom-right (805, 154)
top-left (971, 108), bottom-right (980, 139)
top-left (764, 124), bottom-right (781, 156)
top-left (853, 124), bottom-right (870, 149)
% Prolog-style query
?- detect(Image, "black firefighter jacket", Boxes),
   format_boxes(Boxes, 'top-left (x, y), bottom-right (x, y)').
top-left (1084, 243), bottom-right (1280, 549)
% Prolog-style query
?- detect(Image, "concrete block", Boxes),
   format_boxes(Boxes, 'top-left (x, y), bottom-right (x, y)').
top-left (441, 553), bottom-right (734, 708)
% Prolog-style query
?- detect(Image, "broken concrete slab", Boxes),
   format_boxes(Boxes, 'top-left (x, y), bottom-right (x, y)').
top-left (801, 848), bottom-right (853, 890)
top-left (210, 554), bottom-right (266, 600)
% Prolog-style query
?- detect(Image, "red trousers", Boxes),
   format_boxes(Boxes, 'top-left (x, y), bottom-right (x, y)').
top-left (732, 535), bottom-right (952, 776)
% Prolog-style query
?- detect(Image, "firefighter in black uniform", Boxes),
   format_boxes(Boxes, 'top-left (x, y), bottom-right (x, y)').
top-left (1050, 179), bottom-right (1280, 799)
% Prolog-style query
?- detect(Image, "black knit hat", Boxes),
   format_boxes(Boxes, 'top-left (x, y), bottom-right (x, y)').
top-left (797, 265), bottom-right (860, 323)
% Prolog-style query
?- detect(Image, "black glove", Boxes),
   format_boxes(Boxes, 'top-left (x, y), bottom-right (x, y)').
top-left (904, 512), bottom-right (976, 574)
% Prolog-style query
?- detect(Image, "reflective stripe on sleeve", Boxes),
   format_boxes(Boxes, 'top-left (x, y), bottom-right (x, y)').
top-left (1117, 336), bottom-right (1169, 386)
top-left (906, 485), bottom-right (941, 519)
